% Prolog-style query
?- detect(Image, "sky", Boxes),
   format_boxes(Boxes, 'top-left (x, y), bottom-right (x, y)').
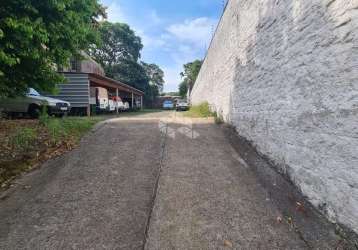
top-left (99, 0), bottom-right (224, 92)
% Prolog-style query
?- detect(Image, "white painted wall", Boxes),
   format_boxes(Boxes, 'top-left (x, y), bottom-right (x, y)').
top-left (191, 0), bottom-right (358, 233)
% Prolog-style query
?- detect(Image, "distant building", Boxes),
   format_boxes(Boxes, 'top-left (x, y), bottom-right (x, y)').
top-left (51, 52), bottom-right (144, 116)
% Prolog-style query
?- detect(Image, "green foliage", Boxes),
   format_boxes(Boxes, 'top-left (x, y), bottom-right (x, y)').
top-left (39, 105), bottom-right (49, 125)
top-left (141, 62), bottom-right (164, 92)
top-left (179, 59), bottom-right (203, 97)
top-left (47, 119), bottom-right (64, 142)
top-left (179, 80), bottom-right (188, 98)
top-left (88, 21), bottom-right (146, 89)
top-left (108, 59), bottom-right (149, 91)
top-left (89, 21), bottom-right (164, 105)
top-left (9, 128), bottom-right (37, 150)
top-left (142, 62), bottom-right (164, 104)
top-left (184, 102), bottom-right (216, 118)
top-left (0, 0), bottom-right (105, 97)
top-left (180, 60), bottom-right (202, 87)
top-left (163, 92), bottom-right (179, 97)
top-left (41, 117), bottom-right (100, 143)
top-left (89, 21), bottom-right (143, 65)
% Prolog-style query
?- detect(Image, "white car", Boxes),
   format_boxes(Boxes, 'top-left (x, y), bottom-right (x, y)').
top-left (124, 102), bottom-right (130, 111)
top-left (0, 88), bottom-right (71, 118)
top-left (108, 100), bottom-right (116, 112)
top-left (114, 97), bottom-right (126, 111)
top-left (176, 100), bottom-right (189, 111)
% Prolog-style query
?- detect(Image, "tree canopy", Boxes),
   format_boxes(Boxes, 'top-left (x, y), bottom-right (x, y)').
top-left (89, 21), bottom-right (143, 68)
top-left (0, 0), bottom-right (105, 97)
top-left (109, 59), bottom-right (148, 91)
top-left (179, 80), bottom-right (188, 98)
top-left (179, 60), bottom-right (203, 97)
top-left (141, 62), bottom-right (164, 104)
top-left (141, 62), bottom-right (164, 93)
top-left (90, 21), bottom-right (164, 104)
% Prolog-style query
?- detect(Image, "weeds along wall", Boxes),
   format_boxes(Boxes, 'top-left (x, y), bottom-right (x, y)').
top-left (191, 0), bottom-right (358, 234)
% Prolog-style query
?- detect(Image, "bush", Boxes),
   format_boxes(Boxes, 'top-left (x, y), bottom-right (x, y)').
top-left (9, 128), bottom-right (37, 150)
top-left (185, 102), bottom-right (216, 118)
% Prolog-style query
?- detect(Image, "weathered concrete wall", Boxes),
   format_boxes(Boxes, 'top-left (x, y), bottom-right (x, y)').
top-left (191, 0), bottom-right (358, 233)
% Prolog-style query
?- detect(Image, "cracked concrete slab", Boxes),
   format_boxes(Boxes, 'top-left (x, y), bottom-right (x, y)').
top-left (144, 118), bottom-right (309, 250)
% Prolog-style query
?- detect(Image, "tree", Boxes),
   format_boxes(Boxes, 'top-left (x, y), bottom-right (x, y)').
top-left (0, 0), bottom-right (105, 97)
top-left (89, 21), bottom-right (164, 106)
top-left (179, 59), bottom-right (203, 97)
top-left (109, 59), bottom-right (148, 91)
top-left (179, 80), bottom-right (188, 98)
top-left (141, 62), bottom-right (164, 105)
top-left (89, 21), bottom-right (143, 70)
top-left (89, 21), bottom-right (147, 89)
top-left (141, 62), bottom-right (164, 93)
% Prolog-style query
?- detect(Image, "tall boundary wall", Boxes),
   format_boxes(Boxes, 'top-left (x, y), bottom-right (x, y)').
top-left (191, 0), bottom-right (358, 234)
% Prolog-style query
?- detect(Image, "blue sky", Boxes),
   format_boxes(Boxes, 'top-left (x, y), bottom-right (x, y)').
top-left (99, 0), bottom-right (223, 92)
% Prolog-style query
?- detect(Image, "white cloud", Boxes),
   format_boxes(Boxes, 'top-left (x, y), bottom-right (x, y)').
top-left (105, 1), bottom-right (127, 23)
top-left (148, 10), bottom-right (162, 25)
top-left (137, 30), bottom-right (168, 49)
top-left (151, 17), bottom-right (218, 92)
top-left (167, 17), bottom-right (217, 48)
top-left (163, 66), bottom-right (183, 92)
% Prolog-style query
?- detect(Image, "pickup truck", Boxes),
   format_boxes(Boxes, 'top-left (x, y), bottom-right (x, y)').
top-left (0, 88), bottom-right (71, 118)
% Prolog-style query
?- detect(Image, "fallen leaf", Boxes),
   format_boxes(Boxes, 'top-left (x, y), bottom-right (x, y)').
top-left (287, 217), bottom-right (293, 225)
top-left (224, 240), bottom-right (233, 248)
top-left (296, 202), bottom-right (305, 212)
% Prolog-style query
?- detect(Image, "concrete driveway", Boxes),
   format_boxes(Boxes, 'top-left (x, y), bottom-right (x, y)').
top-left (0, 111), bottom-right (313, 249)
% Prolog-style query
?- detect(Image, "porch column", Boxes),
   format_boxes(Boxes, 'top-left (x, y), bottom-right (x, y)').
top-left (131, 92), bottom-right (134, 109)
top-left (87, 105), bottom-right (91, 117)
top-left (116, 88), bottom-right (119, 114)
top-left (140, 95), bottom-right (143, 110)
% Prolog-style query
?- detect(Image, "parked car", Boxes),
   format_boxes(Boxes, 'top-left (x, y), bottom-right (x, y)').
top-left (0, 88), bottom-right (71, 118)
top-left (94, 87), bottom-right (109, 111)
top-left (108, 99), bottom-right (116, 112)
top-left (123, 102), bottom-right (130, 111)
top-left (176, 99), bottom-right (189, 111)
top-left (114, 96), bottom-right (126, 111)
top-left (163, 100), bottom-right (174, 110)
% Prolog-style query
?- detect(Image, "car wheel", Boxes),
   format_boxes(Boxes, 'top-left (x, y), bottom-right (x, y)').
top-left (28, 104), bottom-right (41, 119)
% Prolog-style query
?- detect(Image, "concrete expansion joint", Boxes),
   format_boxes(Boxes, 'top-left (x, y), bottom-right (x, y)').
top-left (142, 120), bottom-right (169, 250)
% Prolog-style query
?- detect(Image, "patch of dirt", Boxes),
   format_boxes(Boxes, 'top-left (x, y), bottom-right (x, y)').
top-left (0, 119), bottom-right (77, 190)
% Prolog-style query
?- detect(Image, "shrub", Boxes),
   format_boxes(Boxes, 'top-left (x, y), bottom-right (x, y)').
top-left (185, 102), bottom-right (216, 118)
